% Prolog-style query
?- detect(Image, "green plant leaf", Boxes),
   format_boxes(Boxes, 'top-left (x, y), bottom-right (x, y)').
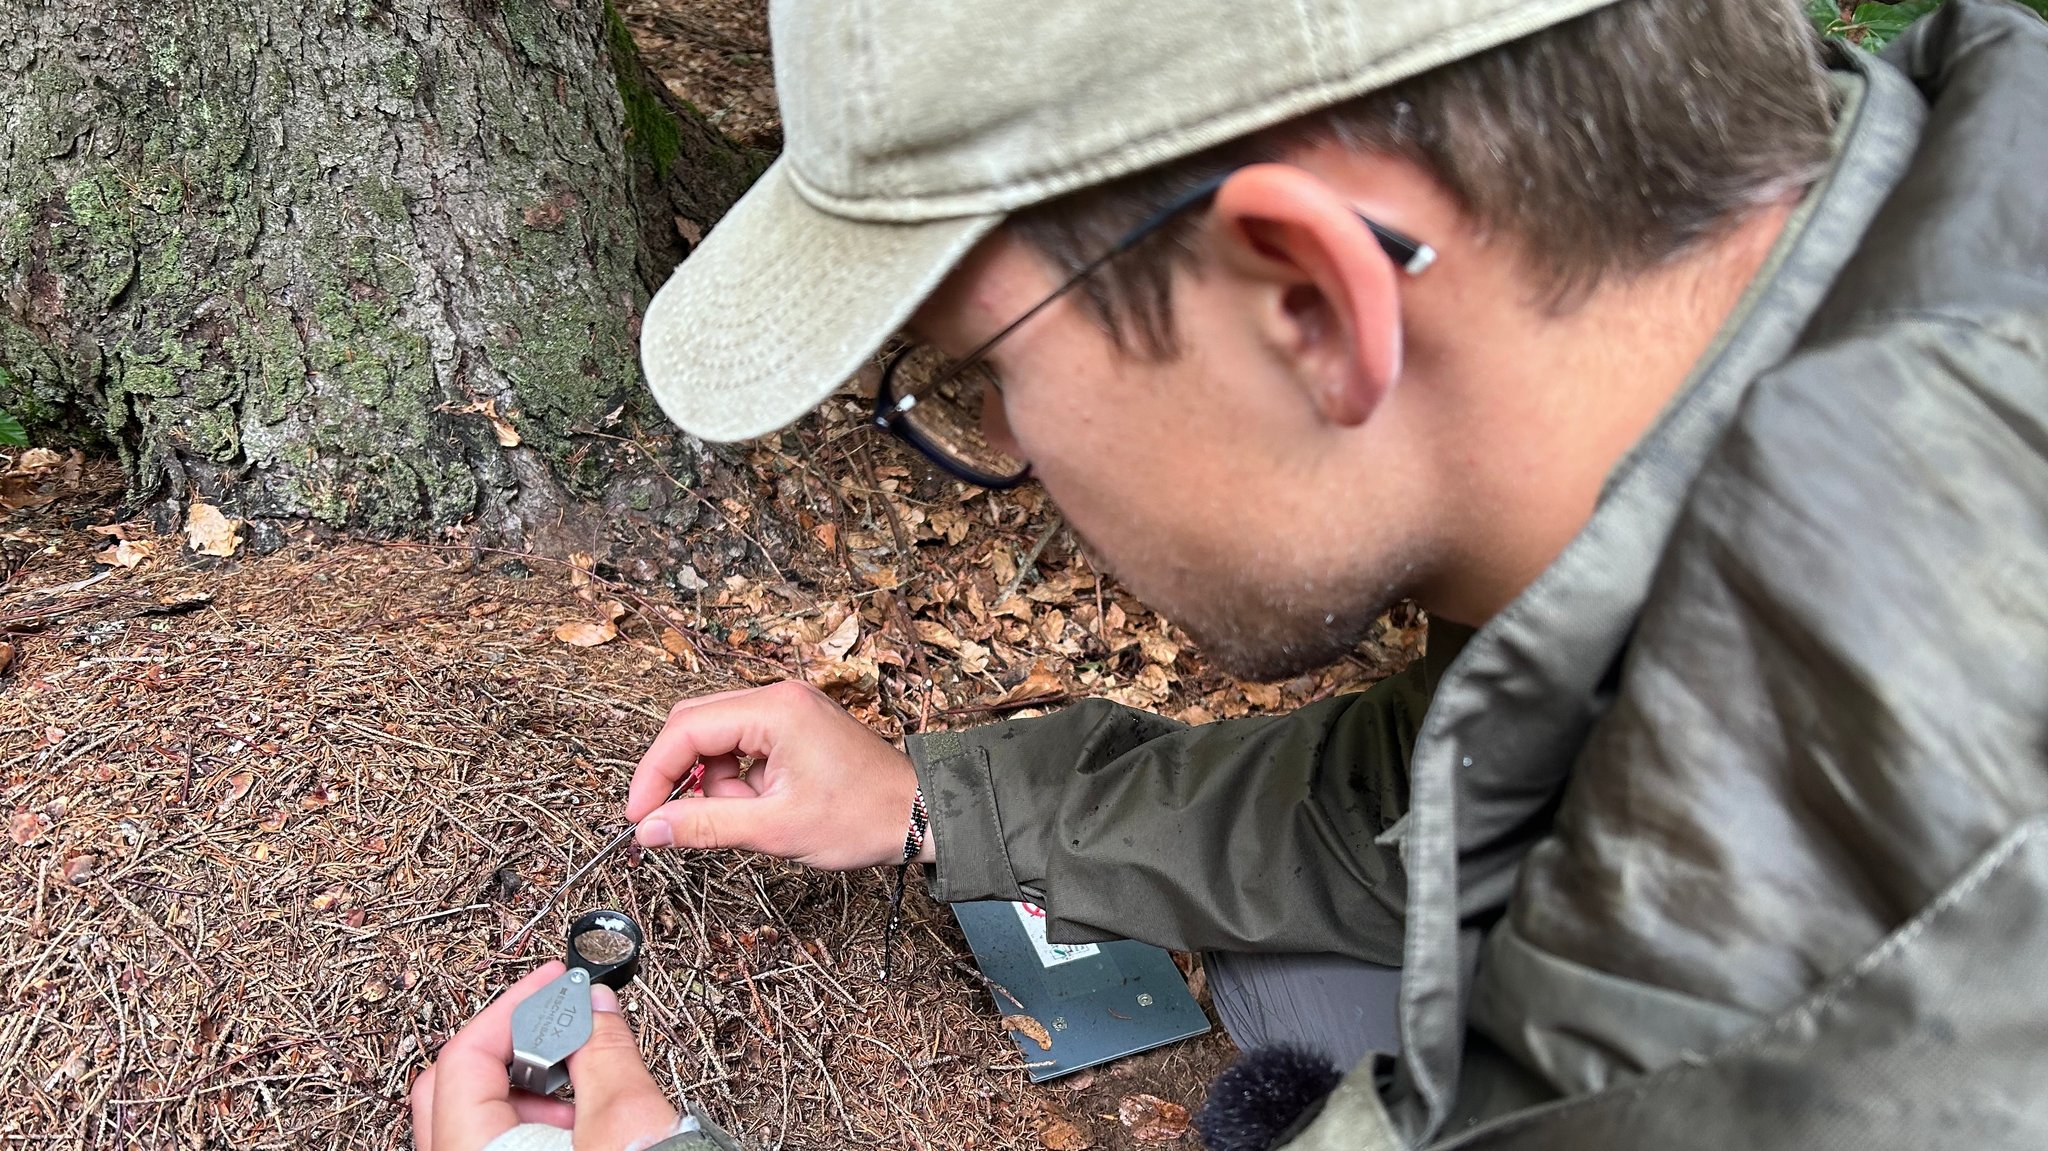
top-left (1848, 0), bottom-right (1944, 50)
top-left (0, 411), bottom-right (26, 448)
top-left (1808, 0), bottom-right (1847, 37)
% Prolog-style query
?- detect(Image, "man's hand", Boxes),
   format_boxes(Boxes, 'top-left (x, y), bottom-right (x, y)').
top-left (411, 963), bottom-right (679, 1151)
top-left (628, 680), bottom-right (927, 870)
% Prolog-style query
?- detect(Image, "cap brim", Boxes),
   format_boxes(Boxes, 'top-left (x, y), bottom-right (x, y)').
top-left (640, 158), bottom-right (1002, 443)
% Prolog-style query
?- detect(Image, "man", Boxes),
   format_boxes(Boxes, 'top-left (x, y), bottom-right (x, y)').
top-left (414, 0), bottom-right (2048, 1147)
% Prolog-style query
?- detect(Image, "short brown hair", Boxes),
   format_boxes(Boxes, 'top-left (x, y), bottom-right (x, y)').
top-left (1010, 0), bottom-right (1836, 356)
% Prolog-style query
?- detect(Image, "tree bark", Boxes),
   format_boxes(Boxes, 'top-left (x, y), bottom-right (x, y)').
top-left (0, 0), bottom-right (769, 555)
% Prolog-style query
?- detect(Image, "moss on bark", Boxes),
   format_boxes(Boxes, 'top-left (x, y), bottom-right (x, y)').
top-left (0, 0), bottom-right (765, 548)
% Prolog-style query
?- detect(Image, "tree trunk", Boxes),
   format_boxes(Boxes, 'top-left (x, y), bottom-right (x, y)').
top-left (0, 0), bottom-right (770, 556)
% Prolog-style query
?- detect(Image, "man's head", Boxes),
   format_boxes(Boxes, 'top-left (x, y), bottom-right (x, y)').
top-left (642, 0), bottom-right (1834, 679)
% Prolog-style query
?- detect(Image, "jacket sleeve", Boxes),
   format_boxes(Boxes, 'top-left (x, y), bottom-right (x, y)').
top-left (906, 626), bottom-right (1463, 965)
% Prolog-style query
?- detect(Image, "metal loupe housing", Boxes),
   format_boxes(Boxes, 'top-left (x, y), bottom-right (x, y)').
top-left (508, 909), bottom-right (644, 1095)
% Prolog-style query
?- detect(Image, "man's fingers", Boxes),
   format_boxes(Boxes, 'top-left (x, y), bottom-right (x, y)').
top-left (410, 1065), bottom-right (439, 1151)
top-left (698, 754), bottom-right (757, 799)
top-left (628, 689), bottom-right (786, 820)
top-left (636, 795), bottom-right (780, 853)
top-left (433, 962), bottom-right (565, 1115)
top-left (566, 986), bottom-right (678, 1147)
top-left (630, 682), bottom-right (831, 820)
top-left (508, 1090), bottom-right (575, 1129)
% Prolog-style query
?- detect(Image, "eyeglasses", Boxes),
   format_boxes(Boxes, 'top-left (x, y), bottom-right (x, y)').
top-left (871, 167), bottom-right (1436, 489)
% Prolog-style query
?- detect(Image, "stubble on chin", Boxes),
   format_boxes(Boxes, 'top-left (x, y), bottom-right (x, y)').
top-left (1069, 523), bottom-right (1403, 684)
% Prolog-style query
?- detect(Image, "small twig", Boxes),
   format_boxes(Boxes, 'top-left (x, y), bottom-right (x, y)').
top-left (501, 772), bottom-right (694, 953)
top-left (950, 959), bottom-right (1027, 1012)
top-left (995, 516), bottom-right (1063, 605)
top-left (939, 692), bottom-right (1072, 718)
top-left (337, 903), bottom-right (490, 941)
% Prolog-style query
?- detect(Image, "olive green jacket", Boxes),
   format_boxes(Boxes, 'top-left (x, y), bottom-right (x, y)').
top-left (909, 3), bottom-right (2048, 1145)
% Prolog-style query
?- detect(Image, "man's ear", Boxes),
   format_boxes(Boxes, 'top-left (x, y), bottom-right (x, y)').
top-left (1207, 164), bottom-right (1403, 427)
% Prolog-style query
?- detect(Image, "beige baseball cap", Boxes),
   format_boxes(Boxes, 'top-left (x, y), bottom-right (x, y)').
top-left (640, 0), bottom-right (1618, 443)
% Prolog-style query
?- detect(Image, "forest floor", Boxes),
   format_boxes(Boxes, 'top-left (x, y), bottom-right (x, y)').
top-left (0, 6), bottom-right (1425, 1151)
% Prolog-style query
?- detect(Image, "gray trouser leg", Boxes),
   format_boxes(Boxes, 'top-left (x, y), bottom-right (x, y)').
top-left (1203, 950), bottom-right (1403, 1069)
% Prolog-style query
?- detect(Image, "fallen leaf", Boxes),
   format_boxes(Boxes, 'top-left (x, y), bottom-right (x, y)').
top-left (1116, 1095), bottom-right (1190, 1143)
top-left (17, 447), bottom-right (62, 471)
top-left (256, 809), bottom-right (289, 833)
top-left (311, 887), bottom-right (345, 911)
top-left (59, 854), bottom-right (97, 884)
top-left (361, 976), bottom-right (390, 1002)
top-left (8, 810), bottom-right (45, 845)
top-left (674, 215), bottom-right (704, 245)
top-left (1139, 633), bottom-right (1181, 667)
top-left (217, 771), bottom-right (255, 813)
top-left (95, 539), bottom-right (156, 569)
top-left (914, 620), bottom-right (963, 652)
top-left (1002, 1014), bottom-right (1053, 1051)
top-left (487, 403), bottom-right (521, 448)
top-left (86, 523), bottom-right (131, 540)
top-left (184, 503), bottom-right (243, 557)
top-left (300, 780), bottom-right (334, 810)
top-left (0, 641), bottom-right (14, 678)
top-left (1038, 1117), bottom-right (1094, 1150)
top-left (817, 612), bottom-right (861, 662)
top-left (986, 662), bottom-right (1067, 709)
top-left (659, 628), bottom-right (699, 670)
top-left (568, 551), bottom-right (595, 588)
top-left (555, 619), bottom-right (619, 647)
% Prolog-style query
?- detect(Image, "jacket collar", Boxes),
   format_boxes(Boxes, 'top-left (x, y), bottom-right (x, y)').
top-left (1381, 46), bottom-right (1928, 1143)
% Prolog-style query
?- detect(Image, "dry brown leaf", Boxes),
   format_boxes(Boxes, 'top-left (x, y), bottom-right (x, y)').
top-left (1002, 1014), bottom-right (1053, 1051)
top-left (1038, 1117), bottom-right (1094, 1150)
top-left (256, 809), bottom-right (289, 833)
top-left (300, 780), bottom-right (334, 810)
top-left (1116, 1095), bottom-right (1190, 1143)
top-left (85, 523), bottom-right (130, 540)
top-left (568, 551), bottom-right (595, 588)
top-left (59, 854), bottom-right (97, 884)
top-left (811, 522), bottom-right (837, 551)
top-left (9, 810), bottom-right (45, 846)
top-left (311, 887), bottom-right (345, 911)
top-left (957, 638), bottom-right (992, 676)
top-left (217, 771), bottom-right (255, 813)
top-left (555, 619), bottom-right (619, 647)
top-left (817, 612), bottom-right (861, 662)
top-left (659, 628), bottom-right (699, 669)
top-left (0, 641), bottom-right (14, 678)
top-left (987, 662), bottom-right (1067, 709)
top-left (16, 447), bottom-right (63, 471)
top-left (1139, 633), bottom-right (1181, 667)
top-left (184, 503), bottom-right (243, 557)
top-left (485, 400), bottom-right (522, 447)
top-left (914, 620), bottom-right (963, 652)
top-left (95, 539), bottom-right (156, 569)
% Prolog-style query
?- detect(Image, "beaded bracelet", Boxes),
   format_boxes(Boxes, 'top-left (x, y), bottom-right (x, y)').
top-left (899, 786), bottom-right (930, 864)
top-left (884, 787), bottom-right (929, 981)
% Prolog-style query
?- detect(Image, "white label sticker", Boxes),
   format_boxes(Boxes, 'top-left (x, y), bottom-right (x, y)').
top-left (1014, 901), bottom-right (1100, 967)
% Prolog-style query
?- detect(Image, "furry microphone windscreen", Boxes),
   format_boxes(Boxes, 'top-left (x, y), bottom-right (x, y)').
top-left (1193, 1046), bottom-right (1345, 1151)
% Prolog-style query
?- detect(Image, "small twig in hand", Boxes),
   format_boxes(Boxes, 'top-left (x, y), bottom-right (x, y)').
top-left (501, 770), bottom-right (697, 954)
